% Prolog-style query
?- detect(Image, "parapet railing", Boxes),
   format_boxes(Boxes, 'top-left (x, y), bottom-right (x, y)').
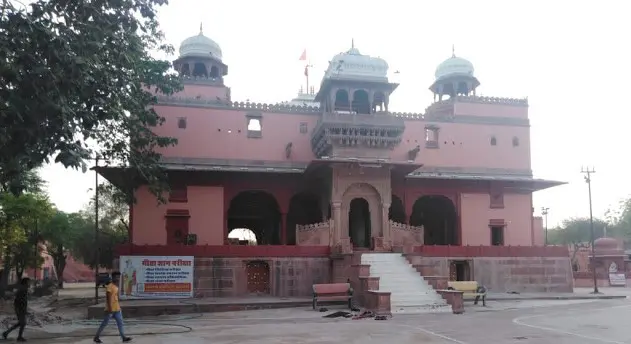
top-left (414, 245), bottom-right (570, 257)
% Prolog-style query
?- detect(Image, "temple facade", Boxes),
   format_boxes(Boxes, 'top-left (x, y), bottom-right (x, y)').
top-left (103, 27), bottom-right (574, 299)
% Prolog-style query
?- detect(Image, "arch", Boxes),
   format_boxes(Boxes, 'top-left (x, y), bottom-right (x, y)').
top-left (192, 62), bottom-right (208, 77)
top-left (246, 260), bottom-right (270, 294)
top-left (410, 195), bottom-right (457, 245)
top-left (512, 137), bottom-right (520, 147)
top-left (373, 91), bottom-right (386, 112)
top-left (352, 89), bottom-right (370, 114)
top-left (341, 183), bottom-right (383, 243)
top-left (286, 192), bottom-right (323, 245)
top-left (209, 65), bottom-right (219, 78)
top-left (181, 63), bottom-right (191, 76)
top-left (227, 191), bottom-right (281, 245)
top-left (349, 198), bottom-right (371, 248)
top-left (388, 195), bottom-right (406, 223)
top-left (490, 136), bottom-right (497, 146)
top-left (334, 89), bottom-right (350, 112)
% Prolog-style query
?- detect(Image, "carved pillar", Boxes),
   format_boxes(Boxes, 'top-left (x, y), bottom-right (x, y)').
top-left (452, 82), bottom-right (459, 96)
top-left (332, 201), bottom-right (342, 244)
top-left (384, 94), bottom-right (390, 112)
top-left (280, 213), bottom-right (287, 245)
top-left (348, 88), bottom-right (354, 112)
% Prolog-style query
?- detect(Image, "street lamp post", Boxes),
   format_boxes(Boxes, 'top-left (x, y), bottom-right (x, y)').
top-left (581, 166), bottom-right (600, 294)
top-left (541, 207), bottom-right (549, 245)
top-left (94, 157), bottom-right (101, 305)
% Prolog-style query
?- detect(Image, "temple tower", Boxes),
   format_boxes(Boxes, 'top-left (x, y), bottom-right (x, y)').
top-left (429, 47), bottom-right (479, 101)
top-left (173, 24), bottom-right (228, 85)
top-left (311, 42), bottom-right (405, 159)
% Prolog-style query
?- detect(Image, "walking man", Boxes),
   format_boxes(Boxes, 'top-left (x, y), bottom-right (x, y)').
top-left (2, 277), bottom-right (30, 342)
top-left (94, 272), bottom-right (132, 343)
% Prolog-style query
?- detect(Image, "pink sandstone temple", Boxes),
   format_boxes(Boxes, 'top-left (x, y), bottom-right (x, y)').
top-left (102, 27), bottom-right (574, 308)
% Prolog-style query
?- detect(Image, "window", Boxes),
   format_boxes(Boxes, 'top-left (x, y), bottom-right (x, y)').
top-left (512, 136), bottom-right (519, 147)
top-left (425, 125), bottom-right (439, 148)
top-left (490, 136), bottom-right (497, 146)
top-left (177, 117), bottom-right (187, 129)
top-left (299, 122), bottom-right (308, 134)
top-left (246, 112), bottom-right (263, 138)
top-left (490, 226), bottom-right (504, 246)
top-left (169, 186), bottom-right (188, 203)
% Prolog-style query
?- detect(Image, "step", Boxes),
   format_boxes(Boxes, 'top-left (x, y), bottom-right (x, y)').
top-left (391, 305), bottom-right (452, 314)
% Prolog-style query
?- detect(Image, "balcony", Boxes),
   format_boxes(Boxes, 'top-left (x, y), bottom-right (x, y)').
top-left (311, 112), bottom-right (405, 157)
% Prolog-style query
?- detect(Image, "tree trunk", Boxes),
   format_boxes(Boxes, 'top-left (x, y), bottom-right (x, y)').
top-left (54, 255), bottom-right (66, 289)
top-left (0, 253), bottom-right (11, 297)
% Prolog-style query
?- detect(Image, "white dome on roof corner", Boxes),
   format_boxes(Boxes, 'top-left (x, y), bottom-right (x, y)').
top-left (179, 28), bottom-right (223, 61)
top-left (324, 44), bottom-right (389, 82)
top-left (435, 55), bottom-right (474, 80)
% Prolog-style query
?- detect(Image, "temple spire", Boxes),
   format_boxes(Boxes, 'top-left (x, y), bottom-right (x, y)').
top-left (199, 22), bottom-right (203, 35)
top-left (352, 38), bottom-right (355, 49)
top-left (452, 44), bottom-right (456, 57)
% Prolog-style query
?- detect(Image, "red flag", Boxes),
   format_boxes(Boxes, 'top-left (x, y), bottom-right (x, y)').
top-left (299, 49), bottom-right (307, 61)
top-left (304, 66), bottom-right (309, 77)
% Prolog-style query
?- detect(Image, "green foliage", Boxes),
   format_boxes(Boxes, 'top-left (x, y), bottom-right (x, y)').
top-left (547, 217), bottom-right (609, 246)
top-left (0, 0), bottom-right (181, 198)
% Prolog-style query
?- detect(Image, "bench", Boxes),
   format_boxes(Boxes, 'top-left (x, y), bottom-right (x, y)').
top-left (312, 283), bottom-right (353, 310)
top-left (447, 281), bottom-right (487, 306)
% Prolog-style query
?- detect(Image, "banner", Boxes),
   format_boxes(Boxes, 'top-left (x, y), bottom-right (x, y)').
top-left (119, 256), bottom-right (194, 299)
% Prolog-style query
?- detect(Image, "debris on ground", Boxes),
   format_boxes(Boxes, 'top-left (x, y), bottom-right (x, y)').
top-left (1, 311), bottom-right (66, 329)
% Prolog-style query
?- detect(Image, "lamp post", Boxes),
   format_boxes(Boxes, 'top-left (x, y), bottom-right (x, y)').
top-left (541, 207), bottom-right (549, 245)
top-left (581, 166), bottom-right (600, 294)
top-left (94, 156), bottom-right (101, 305)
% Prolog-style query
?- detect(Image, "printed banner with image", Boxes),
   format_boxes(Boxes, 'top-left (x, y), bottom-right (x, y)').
top-left (119, 256), bottom-right (194, 299)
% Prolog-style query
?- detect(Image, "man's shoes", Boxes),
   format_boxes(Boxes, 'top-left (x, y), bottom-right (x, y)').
top-left (16, 337), bottom-right (26, 342)
top-left (93, 337), bottom-right (103, 343)
top-left (122, 337), bottom-right (132, 342)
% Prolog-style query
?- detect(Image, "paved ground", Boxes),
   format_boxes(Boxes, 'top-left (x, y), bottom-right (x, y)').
top-left (10, 297), bottom-right (631, 343)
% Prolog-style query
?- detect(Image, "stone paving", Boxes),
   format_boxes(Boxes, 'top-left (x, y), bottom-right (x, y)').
top-left (11, 297), bottom-right (631, 343)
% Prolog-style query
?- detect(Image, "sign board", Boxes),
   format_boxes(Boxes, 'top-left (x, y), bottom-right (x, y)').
top-left (609, 273), bottom-right (626, 287)
top-left (119, 256), bottom-right (194, 299)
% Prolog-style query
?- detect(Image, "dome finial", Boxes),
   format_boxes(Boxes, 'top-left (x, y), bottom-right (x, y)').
top-left (351, 38), bottom-right (355, 49)
top-left (452, 44), bottom-right (455, 58)
top-left (199, 22), bottom-right (203, 35)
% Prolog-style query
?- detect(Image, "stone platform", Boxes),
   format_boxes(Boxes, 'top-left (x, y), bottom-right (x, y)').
top-left (87, 296), bottom-right (343, 319)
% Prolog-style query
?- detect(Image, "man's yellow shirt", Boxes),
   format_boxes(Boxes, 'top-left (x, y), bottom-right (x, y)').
top-left (105, 283), bottom-right (121, 312)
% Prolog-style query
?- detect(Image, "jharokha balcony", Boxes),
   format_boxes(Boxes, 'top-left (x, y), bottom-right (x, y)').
top-left (311, 111), bottom-right (405, 158)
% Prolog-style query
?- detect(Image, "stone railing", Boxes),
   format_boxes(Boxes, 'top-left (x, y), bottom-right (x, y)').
top-left (155, 95), bottom-right (322, 114)
top-left (179, 75), bottom-right (224, 85)
top-left (389, 220), bottom-right (423, 247)
top-left (296, 220), bottom-right (332, 246)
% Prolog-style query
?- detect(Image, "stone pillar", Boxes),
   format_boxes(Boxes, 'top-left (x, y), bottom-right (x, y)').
top-left (280, 213), bottom-right (287, 245)
top-left (381, 203), bottom-right (390, 241)
top-left (224, 215), bottom-right (229, 245)
top-left (332, 202), bottom-right (342, 244)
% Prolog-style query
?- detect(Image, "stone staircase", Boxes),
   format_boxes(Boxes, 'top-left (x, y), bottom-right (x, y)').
top-left (361, 252), bottom-right (451, 314)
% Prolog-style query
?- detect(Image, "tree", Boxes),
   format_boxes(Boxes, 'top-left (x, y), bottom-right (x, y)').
top-left (0, 191), bottom-right (53, 295)
top-left (41, 211), bottom-right (87, 288)
top-left (0, 0), bottom-right (182, 198)
top-left (547, 217), bottom-right (609, 263)
top-left (72, 181), bottom-right (130, 270)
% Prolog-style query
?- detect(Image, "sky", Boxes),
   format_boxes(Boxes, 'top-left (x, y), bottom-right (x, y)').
top-left (39, 0), bottom-right (631, 227)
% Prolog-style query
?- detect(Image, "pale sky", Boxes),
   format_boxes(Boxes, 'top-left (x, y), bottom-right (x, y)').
top-left (40, 0), bottom-right (631, 227)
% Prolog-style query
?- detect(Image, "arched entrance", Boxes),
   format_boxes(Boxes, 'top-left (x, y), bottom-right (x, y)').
top-left (341, 183), bottom-right (383, 248)
top-left (245, 260), bottom-right (270, 294)
top-left (410, 195), bottom-right (458, 245)
top-left (286, 192), bottom-right (323, 245)
top-left (349, 198), bottom-right (371, 248)
top-left (227, 191), bottom-right (281, 245)
top-left (388, 195), bottom-right (406, 223)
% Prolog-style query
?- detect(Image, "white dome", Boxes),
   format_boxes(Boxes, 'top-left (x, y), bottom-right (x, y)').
top-left (179, 30), bottom-right (223, 61)
top-left (324, 46), bottom-right (389, 82)
top-left (435, 56), bottom-right (474, 80)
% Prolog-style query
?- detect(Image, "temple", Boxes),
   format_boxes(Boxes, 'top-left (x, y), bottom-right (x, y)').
top-left (102, 27), bottom-right (573, 307)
